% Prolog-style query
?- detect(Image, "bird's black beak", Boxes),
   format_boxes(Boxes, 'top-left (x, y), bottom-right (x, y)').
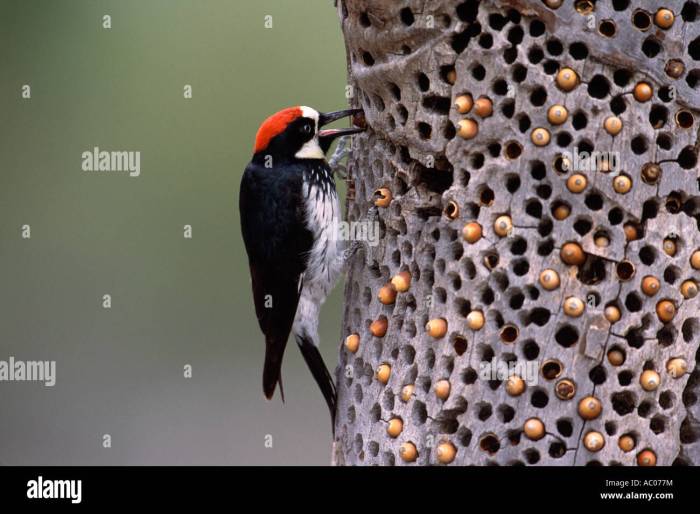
top-left (318, 108), bottom-right (365, 154)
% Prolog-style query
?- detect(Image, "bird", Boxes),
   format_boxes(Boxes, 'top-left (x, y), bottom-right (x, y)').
top-left (239, 105), bottom-right (364, 431)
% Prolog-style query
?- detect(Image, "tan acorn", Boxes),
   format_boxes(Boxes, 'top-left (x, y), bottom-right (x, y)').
top-left (604, 305), bottom-right (622, 323)
top-left (584, 431), bottom-right (605, 452)
top-left (436, 441), bottom-right (457, 464)
top-left (656, 299), bottom-right (676, 323)
top-left (564, 296), bottom-right (585, 317)
top-left (455, 94), bottom-right (474, 114)
top-left (613, 174), bottom-right (632, 194)
top-left (531, 127), bottom-right (551, 146)
top-left (618, 434), bottom-right (636, 452)
top-left (662, 237), bottom-right (677, 256)
top-left (446, 69), bottom-right (457, 85)
top-left (370, 316), bottom-right (388, 337)
top-left (539, 269), bottom-right (560, 290)
top-left (547, 104), bottom-right (568, 125)
top-left (641, 276), bottom-right (660, 296)
top-left (399, 441), bottom-right (418, 462)
top-left (633, 82), bottom-right (653, 102)
top-left (434, 379), bottom-right (451, 400)
top-left (391, 271), bottom-right (412, 292)
top-left (462, 222), bottom-right (483, 243)
top-left (457, 119), bottom-right (479, 139)
top-left (641, 162), bottom-right (662, 184)
top-left (378, 283), bottom-right (397, 305)
top-left (624, 223), bottom-right (640, 241)
top-left (640, 369), bottom-right (661, 391)
top-left (523, 418), bottom-right (546, 441)
top-left (604, 116), bottom-right (623, 135)
top-left (691, 250), bottom-right (700, 270)
top-left (566, 173), bottom-right (587, 193)
top-left (578, 396), bottom-right (602, 420)
top-left (444, 200), bottom-right (460, 220)
top-left (553, 203), bottom-right (571, 220)
top-left (387, 418), bottom-right (403, 438)
top-left (345, 333), bottom-right (360, 353)
top-left (505, 375), bottom-right (526, 396)
top-left (655, 8), bottom-right (674, 29)
top-left (374, 187), bottom-right (392, 208)
top-left (494, 215), bottom-right (513, 237)
top-left (607, 349), bottom-right (626, 366)
top-left (467, 310), bottom-right (485, 330)
top-left (426, 318), bottom-right (448, 339)
top-left (474, 96), bottom-right (493, 118)
top-left (560, 242), bottom-right (586, 266)
top-left (666, 358), bottom-right (688, 378)
top-left (681, 279), bottom-right (698, 299)
top-left (376, 363), bottom-right (391, 384)
top-left (556, 67), bottom-right (579, 91)
top-left (400, 384), bottom-right (415, 402)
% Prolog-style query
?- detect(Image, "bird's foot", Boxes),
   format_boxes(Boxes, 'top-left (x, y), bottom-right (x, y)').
top-left (329, 136), bottom-right (351, 179)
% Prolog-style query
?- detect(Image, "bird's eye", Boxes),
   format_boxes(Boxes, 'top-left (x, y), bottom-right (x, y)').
top-left (302, 123), bottom-right (313, 134)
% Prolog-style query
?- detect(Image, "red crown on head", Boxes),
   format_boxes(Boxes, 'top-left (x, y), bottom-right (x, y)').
top-left (254, 106), bottom-right (304, 153)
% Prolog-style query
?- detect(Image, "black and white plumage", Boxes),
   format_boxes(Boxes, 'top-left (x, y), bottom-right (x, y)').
top-left (239, 105), bottom-right (362, 430)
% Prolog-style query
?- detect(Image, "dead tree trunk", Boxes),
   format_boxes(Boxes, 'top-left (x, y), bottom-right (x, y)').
top-left (332, 0), bottom-right (700, 466)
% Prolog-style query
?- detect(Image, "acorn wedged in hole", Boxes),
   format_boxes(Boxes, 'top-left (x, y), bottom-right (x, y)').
top-left (376, 363), bottom-right (391, 384)
top-left (641, 275), bottom-right (660, 296)
top-left (633, 82), bottom-right (653, 102)
top-left (391, 271), bottom-right (412, 292)
top-left (681, 279), bottom-right (698, 299)
top-left (666, 357), bottom-right (688, 378)
top-left (607, 349), bottom-right (625, 366)
top-left (493, 215), bottom-right (512, 237)
top-left (531, 127), bottom-right (551, 146)
top-left (555, 378), bottom-right (576, 400)
top-left (387, 418), bottom-right (403, 438)
top-left (578, 396), bottom-right (602, 420)
top-left (374, 187), bottom-right (392, 207)
top-left (444, 200), bottom-right (459, 220)
top-left (463, 221), bottom-right (482, 243)
top-left (564, 297), bottom-right (585, 317)
top-left (457, 119), bottom-right (478, 139)
top-left (556, 67), bottom-right (579, 91)
top-left (637, 449), bottom-right (657, 466)
top-left (560, 242), bottom-right (586, 266)
top-left (641, 162), bottom-right (662, 184)
top-left (604, 305), bottom-right (621, 323)
top-left (523, 418), bottom-right (545, 441)
top-left (434, 379), bottom-right (451, 400)
top-left (613, 174), bottom-right (632, 194)
top-left (547, 104), bottom-right (568, 125)
top-left (583, 431), bottom-right (605, 452)
top-left (467, 310), bottom-right (485, 330)
top-left (455, 94), bottom-right (473, 114)
top-left (640, 369), bottom-right (661, 391)
top-left (378, 283), bottom-right (397, 305)
top-left (400, 442), bottom-right (418, 462)
top-left (539, 269), bottom-right (560, 290)
top-left (604, 116), bottom-right (623, 135)
top-left (370, 316), bottom-right (388, 337)
top-left (691, 250), bottom-right (700, 270)
top-left (426, 318), bottom-right (448, 338)
top-left (567, 173), bottom-right (587, 193)
top-left (656, 299), bottom-right (676, 322)
top-left (474, 96), bottom-right (493, 118)
top-left (552, 203), bottom-right (571, 220)
top-left (618, 434), bottom-right (636, 452)
top-left (662, 237), bottom-right (677, 257)
top-left (505, 375), bottom-right (526, 396)
top-left (345, 333), bottom-right (360, 353)
top-left (436, 441), bottom-right (457, 464)
top-left (401, 384), bottom-right (415, 402)
top-left (665, 59), bottom-right (685, 79)
top-left (655, 8), bottom-right (674, 29)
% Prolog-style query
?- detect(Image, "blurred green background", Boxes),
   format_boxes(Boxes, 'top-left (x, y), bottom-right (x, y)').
top-left (0, 0), bottom-right (350, 464)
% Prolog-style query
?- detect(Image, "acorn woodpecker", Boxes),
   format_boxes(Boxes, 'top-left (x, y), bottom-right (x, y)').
top-left (239, 106), bottom-right (364, 430)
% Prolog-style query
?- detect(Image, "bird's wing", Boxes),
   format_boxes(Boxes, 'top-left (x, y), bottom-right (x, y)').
top-left (239, 162), bottom-right (313, 400)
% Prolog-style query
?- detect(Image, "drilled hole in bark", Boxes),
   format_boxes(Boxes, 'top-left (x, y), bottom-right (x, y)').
top-left (612, 391), bottom-right (637, 415)
top-left (531, 388), bottom-right (549, 408)
top-left (523, 339), bottom-right (540, 360)
top-left (555, 325), bottom-right (579, 348)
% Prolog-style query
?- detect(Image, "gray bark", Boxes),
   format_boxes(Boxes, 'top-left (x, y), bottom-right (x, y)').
top-left (333, 0), bottom-right (700, 466)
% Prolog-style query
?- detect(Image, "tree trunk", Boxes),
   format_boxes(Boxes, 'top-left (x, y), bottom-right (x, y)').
top-left (332, 0), bottom-right (700, 466)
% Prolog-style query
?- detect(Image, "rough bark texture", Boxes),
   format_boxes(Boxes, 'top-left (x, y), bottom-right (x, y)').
top-left (332, 0), bottom-right (700, 466)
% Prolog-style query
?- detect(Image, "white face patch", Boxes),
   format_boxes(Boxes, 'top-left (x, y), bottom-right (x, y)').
top-left (295, 106), bottom-right (325, 159)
